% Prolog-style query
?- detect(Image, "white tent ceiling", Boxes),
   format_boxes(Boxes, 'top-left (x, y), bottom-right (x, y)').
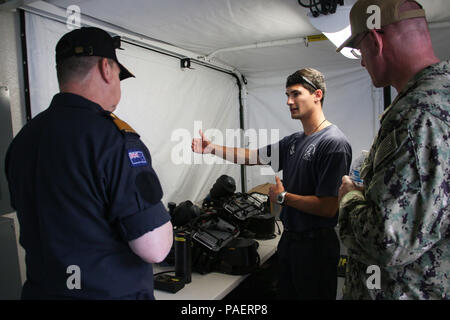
top-left (43, 0), bottom-right (450, 73)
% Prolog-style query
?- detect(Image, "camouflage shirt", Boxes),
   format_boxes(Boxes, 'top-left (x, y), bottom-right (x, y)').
top-left (339, 61), bottom-right (450, 300)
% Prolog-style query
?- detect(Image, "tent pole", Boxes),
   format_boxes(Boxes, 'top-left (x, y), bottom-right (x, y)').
top-left (383, 86), bottom-right (391, 110)
top-left (203, 37), bottom-right (307, 61)
top-left (19, 9), bottom-right (32, 122)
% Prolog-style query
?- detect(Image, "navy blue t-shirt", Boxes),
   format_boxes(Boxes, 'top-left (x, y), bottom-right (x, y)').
top-left (5, 93), bottom-right (170, 299)
top-left (259, 125), bottom-right (352, 232)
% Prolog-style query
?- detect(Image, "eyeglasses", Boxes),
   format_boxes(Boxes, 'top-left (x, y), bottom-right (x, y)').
top-left (350, 30), bottom-right (384, 59)
top-left (350, 49), bottom-right (363, 59)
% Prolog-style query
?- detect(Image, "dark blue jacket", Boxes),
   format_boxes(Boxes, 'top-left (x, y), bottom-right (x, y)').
top-left (5, 93), bottom-right (170, 299)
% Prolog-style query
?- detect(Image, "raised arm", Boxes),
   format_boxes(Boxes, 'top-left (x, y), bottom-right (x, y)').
top-left (191, 129), bottom-right (263, 166)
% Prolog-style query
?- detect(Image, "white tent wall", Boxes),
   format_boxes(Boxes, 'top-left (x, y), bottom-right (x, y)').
top-left (0, 9), bottom-right (28, 287)
top-left (25, 12), bottom-right (242, 206)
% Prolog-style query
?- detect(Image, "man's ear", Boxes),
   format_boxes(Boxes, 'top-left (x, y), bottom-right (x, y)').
top-left (314, 89), bottom-right (323, 103)
top-left (369, 29), bottom-right (383, 57)
top-left (98, 58), bottom-right (113, 83)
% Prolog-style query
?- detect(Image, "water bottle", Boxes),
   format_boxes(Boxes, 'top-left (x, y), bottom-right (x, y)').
top-left (350, 150), bottom-right (369, 187)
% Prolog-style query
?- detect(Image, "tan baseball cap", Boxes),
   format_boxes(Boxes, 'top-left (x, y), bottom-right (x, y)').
top-left (337, 0), bottom-right (426, 52)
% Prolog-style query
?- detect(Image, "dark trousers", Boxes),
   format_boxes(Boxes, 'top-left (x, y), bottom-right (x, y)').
top-left (277, 228), bottom-right (340, 300)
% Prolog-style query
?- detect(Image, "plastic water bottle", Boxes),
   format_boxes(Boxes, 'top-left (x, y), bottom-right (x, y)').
top-left (350, 150), bottom-right (369, 187)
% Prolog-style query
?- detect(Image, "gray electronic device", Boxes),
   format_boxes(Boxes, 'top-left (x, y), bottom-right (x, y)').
top-left (192, 217), bottom-right (239, 252)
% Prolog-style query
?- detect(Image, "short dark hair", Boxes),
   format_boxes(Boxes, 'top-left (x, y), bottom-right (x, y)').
top-left (56, 56), bottom-right (113, 86)
top-left (286, 68), bottom-right (326, 105)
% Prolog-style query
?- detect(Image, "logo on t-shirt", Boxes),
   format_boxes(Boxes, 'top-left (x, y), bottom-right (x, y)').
top-left (302, 144), bottom-right (316, 161)
top-left (289, 143), bottom-right (296, 156)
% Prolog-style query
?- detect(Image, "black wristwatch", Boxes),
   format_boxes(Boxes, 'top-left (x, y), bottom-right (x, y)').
top-left (276, 191), bottom-right (287, 205)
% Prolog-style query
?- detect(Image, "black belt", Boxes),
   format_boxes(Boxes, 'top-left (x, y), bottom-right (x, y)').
top-left (284, 227), bottom-right (334, 241)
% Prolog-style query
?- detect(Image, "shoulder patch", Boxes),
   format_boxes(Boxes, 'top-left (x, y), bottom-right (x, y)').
top-left (128, 149), bottom-right (148, 167)
top-left (109, 113), bottom-right (138, 135)
top-left (374, 130), bottom-right (397, 169)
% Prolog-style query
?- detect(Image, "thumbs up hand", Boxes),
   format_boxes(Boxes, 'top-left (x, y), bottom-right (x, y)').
top-left (191, 129), bottom-right (213, 154)
top-left (268, 176), bottom-right (285, 203)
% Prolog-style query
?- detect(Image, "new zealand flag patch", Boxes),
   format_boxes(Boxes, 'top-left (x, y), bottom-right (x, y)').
top-left (128, 150), bottom-right (148, 167)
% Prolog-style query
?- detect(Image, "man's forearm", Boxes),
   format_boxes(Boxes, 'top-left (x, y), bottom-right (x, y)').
top-left (284, 192), bottom-right (338, 218)
top-left (210, 144), bottom-right (261, 165)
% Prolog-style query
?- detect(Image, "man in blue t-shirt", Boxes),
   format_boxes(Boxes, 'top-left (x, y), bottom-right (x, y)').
top-left (192, 68), bottom-right (352, 299)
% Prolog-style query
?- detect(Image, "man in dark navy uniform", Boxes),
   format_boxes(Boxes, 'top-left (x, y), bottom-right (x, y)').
top-left (5, 27), bottom-right (173, 299)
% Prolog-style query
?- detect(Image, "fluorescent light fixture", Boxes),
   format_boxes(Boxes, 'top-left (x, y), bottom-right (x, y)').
top-left (323, 26), bottom-right (358, 59)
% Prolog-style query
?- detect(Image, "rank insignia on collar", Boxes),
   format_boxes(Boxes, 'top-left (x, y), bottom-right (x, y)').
top-left (109, 113), bottom-right (138, 135)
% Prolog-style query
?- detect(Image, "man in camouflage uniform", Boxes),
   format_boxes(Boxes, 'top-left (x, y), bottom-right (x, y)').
top-left (336, 0), bottom-right (450, 299)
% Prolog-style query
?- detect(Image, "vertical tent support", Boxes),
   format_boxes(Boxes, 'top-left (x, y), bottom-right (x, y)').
top-left (383, 86), bottom-right (391, 110)
top-left (19, 9), bottom-right (32, 122)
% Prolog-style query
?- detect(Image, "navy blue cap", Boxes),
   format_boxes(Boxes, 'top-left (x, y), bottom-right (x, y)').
top-left (56, 27), bottom-right (134, 81)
